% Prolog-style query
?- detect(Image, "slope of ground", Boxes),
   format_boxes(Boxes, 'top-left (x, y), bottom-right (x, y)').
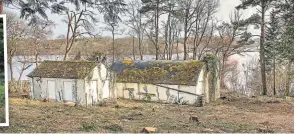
top-left (0, 93), bottom-right (293, 133)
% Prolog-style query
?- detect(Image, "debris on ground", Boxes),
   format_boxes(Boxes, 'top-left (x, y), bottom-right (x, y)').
top-left (189, 115), bottom-right (199, 122)
top-left (64, 101), bottom-right (76, 107)
top-left (2, 95), bottom-right (293, 133)
top-left (142, 127), bottom-right (157, 133)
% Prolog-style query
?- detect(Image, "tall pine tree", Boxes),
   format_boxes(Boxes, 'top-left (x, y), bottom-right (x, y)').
top-left (275, 0), bottom-right (294, 96)
top-left (264, 10), bottom-right (281, 96)
top-left (236, 0), bottom-right (274, 95)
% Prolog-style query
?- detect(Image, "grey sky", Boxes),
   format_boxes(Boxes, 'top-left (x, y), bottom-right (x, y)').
top-left (6, 0), bottom-right (259, 39)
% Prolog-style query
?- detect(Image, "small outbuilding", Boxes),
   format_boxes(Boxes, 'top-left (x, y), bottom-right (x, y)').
top-left (27, 60), bottom-right (113, 105)
top-left (111, 55), bottom-right (220, 106)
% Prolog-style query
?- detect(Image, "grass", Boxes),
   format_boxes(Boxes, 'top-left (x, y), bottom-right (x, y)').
top-left (0, 92), bottom-right (293, 133)
top-left (0, 83), bottom-right (4, 123)
top-left (78, 122), bottom-right (97, 132)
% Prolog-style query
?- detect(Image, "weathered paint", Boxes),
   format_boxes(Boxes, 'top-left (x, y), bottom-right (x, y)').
top-left (63, 81), bottom-right (73, 101)
top-left (115, 82), bottom-right (199, 105)
top-left (204, 73), bottom-right (210, 103)
top-left (196, 67), bottom-right (205, 95)
top-left (29, 63), bottom-right (113, 106)
top-left (114, 65), bottom-right (220, 105)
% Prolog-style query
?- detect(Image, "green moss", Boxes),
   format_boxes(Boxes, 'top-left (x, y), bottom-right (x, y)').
top-left (121, 60), bottom-right (134, 66)
top-left (171, 61), bottom-right (204, 85)
top-left (28, 60), bottom-right (98, 79)
top-left (117, 60), bottom-right (204, 85)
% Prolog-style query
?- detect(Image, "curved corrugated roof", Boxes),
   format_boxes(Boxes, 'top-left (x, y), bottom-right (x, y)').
top-left (111, 60), bottom-right (204, 86)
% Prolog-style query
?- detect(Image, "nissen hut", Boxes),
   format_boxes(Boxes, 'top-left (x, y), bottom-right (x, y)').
top-left (27, 60), bottom-right (113, 105)
top-left (111, 55), bottom-right (220, 106)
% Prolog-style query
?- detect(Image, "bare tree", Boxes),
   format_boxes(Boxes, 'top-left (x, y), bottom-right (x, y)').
top-left (196, 20), bottom-right (215, 60)
top-left (192, 0), bottom-right (218, 60)
top-left (102, 0), bottom-right (127, 62)
top-left (177, 0), bottom-right (196, 60)
top-left (63, 9), bottom-right (98, 60)
top-left (16, 55), bottom-right (31, 82)
top-left (140, 0), bottom-right (167, 60)
top-left (215, 10), bottom-right (254, 88)
top-left (125, 0), bottom-right (145, 60)
top-left (7, 12), bottom-right (30, 81)
top-left (162, 0), bottom-right (179, 60)
top-left (28, 20), bottom-right (54, 66)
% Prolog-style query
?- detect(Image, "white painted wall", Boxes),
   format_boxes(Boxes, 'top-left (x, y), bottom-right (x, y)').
top-left (113, 66), bottom-right (221, 105)
top-left (196, 67), bottom-right (205, 95)
top-left (31, 77), bottom-right (77, 102)
top-left (115, 83), bottom-right (199, 105)
top-left (29, 63), bottom-right (113, 106)
top-left (76, 79), bottom-right (86, 104)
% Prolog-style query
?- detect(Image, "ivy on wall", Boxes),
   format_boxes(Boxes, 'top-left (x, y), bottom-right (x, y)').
top-left (203, 54), bottom-right (219, 102)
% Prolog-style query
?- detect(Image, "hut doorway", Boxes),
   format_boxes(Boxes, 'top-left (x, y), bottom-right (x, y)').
top-left (47, 80), bottom-right (56, 100)
top-left (63, 81), bottom-right (73, 101)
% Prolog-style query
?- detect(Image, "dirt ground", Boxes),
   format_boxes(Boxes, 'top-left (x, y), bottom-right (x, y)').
top-left (0, 92), bottom-right (293, 133)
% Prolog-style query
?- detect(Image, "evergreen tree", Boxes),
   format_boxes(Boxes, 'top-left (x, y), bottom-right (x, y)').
top-left (140, 0), bottom-right (168, 60)
top-left (264, 10), bottom-right (281, 95)
top-left (236, 0), bottom-right (274, 95)
top-left (274, 0), bottom-right (294, 96)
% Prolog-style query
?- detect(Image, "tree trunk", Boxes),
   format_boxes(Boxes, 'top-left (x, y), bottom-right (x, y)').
top-left (18, 67), bottom-right (24, 82)
top-left (176, 40), bottom-right (179, 60)
top-left (63, 50), bottom-right (69, 61)
top-left (273, 57), bottom-right (276, 96)
top-left (169, 30), bottom-right (175, 60)
top-left (220, 53), bottom-right (227, 88)
top-left (8, 55), bottom-right (14, 82)
top-left (138, 15), bottom-right (143, 60)
top-left (155, 0), bottom-right (159, 60)
top-left (192, 17), bottom-right (198, 60)
top-left (132, 36), bottom-right (135, 60)
top-left (138, 36), bottom-right (143, 60)
top-left (260, 5), bottom-right (267, 95)
top-left (164, 22), bottom-right (168, 60)
top-left (64, 15), bottom-right (72, 61)
top-left (285, 59), bottom-right (292, 96)
top-left (112, 26), bottom-right (115, 63)
top-left (183, 13), bottom-right (188, 60)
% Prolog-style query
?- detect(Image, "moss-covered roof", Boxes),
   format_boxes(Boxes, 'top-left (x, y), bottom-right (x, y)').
top-left (111, 60), bottom-right (205, 86)
top-left (27, 60), bottom-right (98, 79)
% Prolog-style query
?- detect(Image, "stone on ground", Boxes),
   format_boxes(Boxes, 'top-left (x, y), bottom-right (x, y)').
top-left (142, 127), bottom-right (157, 133)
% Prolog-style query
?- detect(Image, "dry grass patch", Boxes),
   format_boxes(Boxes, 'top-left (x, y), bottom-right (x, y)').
top-left (0, 93), bottom-right (293, 133)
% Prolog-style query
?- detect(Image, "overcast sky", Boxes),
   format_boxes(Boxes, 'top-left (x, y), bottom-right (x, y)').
top-left (6, 0), bottom-right (259, 39)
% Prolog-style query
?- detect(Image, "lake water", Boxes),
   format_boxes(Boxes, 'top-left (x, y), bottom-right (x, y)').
top-left (8, 52), bottom-right (206, 81)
